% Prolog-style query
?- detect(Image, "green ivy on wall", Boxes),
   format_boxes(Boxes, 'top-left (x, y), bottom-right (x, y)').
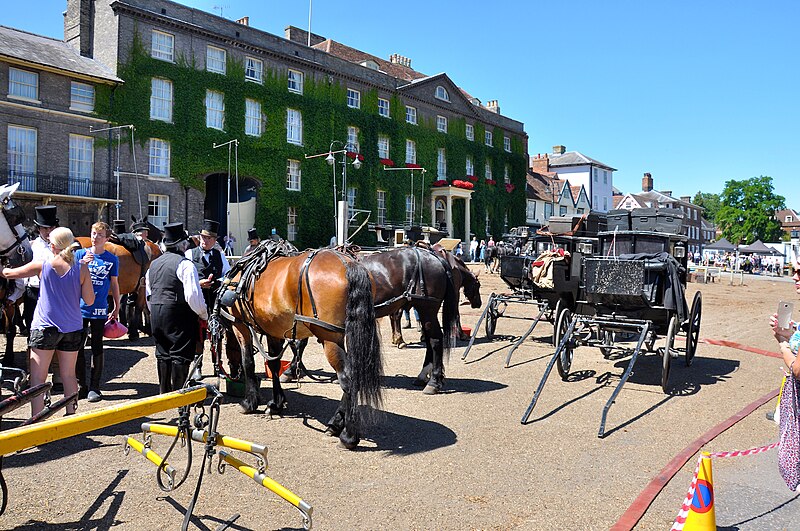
top-left (107, 29), bottom-right (528, 248)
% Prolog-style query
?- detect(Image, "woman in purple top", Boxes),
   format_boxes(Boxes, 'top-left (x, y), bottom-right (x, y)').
top-left (1, 227), bottom-right (95, 415)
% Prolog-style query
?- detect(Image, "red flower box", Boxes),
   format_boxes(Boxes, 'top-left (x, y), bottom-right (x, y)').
top-left (486, 179), bottom-right (496, 185)
top-left (432, 179), bottom-right (449, 187)
top-left (346, 151), bottom-right (365, 161)
top-left (380, 158), bottom-right (395, 167)
top-left (505, 183), bottom-right (515, 193)
top-left (405, 163), bottom-right (422, 169)
top-left (466, 175), bottom-right (478, 182)
top-left (452, 180), bottom-right (474, 190)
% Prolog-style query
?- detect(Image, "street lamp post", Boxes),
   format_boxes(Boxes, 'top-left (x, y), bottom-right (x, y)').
top-left (305, 141), bottom-right (361, 245)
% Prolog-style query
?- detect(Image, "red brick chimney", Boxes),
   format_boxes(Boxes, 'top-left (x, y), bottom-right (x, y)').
top-left (530, 153), bottom-right (549, 173)
top-left (642, 172), bottom-right (653, 192)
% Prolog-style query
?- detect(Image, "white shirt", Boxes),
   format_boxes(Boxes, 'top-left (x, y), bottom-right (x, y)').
top-left (25, 236), bottom-right (54, 288)
top-left (145, 258), bottom-right (209, 321)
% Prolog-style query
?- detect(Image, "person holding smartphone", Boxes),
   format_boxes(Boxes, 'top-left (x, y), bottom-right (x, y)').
top-left (771, 260), bottom-right (800, 381)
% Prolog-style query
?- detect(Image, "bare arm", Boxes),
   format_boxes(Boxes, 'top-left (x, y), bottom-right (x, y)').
top-left (80, 263), bottom-right (96, 306)
top-left (109, 276), bottom-right (121, 321)
top-left (1, 261), bottom-right (43, 280)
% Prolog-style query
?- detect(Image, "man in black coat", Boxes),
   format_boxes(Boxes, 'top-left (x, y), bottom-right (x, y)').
top-left (145, 223), bottom-right (208, 393)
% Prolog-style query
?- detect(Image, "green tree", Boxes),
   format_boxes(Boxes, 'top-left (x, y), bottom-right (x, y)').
top-left (692, 192), bottom-right (721, 223)
top-left (715, 176), bottom-right (785, 244)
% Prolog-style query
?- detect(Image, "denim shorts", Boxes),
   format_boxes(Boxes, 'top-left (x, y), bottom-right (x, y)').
top-left (29, 327), bottom-right (85, 351)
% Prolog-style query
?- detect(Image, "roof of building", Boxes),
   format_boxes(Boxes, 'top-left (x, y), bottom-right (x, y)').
top-left (547, 150), bottom-right (617, 171)
top-left (311, 39), bottom-right (427, 82)
top-left (526, 170), bottom-right (558, 201)
top-left (0, 25), bottom-right (122, 83)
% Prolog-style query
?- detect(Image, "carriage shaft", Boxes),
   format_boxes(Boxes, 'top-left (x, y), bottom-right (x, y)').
top-left (0, 385), bottom-right (209, 455)
top-left (141, 423), bottom-right (268, 462)
top-left (125, 436), bottom-right (177, 483)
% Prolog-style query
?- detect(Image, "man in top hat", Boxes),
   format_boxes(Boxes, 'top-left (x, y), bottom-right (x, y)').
top-left (243, 228), bottom-right (260, 256)
top-left (131, 220), bottom-right (149, 242)
top-left (22, 206), bottom-right (59, 335)
top-left (146, 222), bottom-right (208, 393)
top-left (112, 220), bottom-right (127, 236)
top-left (186, 219), bottom-right (230, 379)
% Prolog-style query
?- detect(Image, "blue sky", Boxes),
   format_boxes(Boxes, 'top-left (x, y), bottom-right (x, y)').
top-left (5, 0), bottom-right (798, 205)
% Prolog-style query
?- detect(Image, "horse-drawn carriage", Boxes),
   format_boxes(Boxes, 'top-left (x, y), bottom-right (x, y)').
top-left (462, 217), bottom-right (603, 367)
top-left (521, 208), bottom-right (702, 437)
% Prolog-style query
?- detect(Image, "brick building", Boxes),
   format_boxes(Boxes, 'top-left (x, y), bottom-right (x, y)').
top-left (64, 0), bottom-right (529, 250)
top-left (0, 24), bottom-right (121, 233)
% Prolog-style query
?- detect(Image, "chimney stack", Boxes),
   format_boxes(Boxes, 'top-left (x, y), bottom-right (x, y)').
top-left (530, 154), bottom-right (549, 173)
top-left (486, 100), bottom-right (500, 114)
top-left (642, 172), bottom-right (653, 192)
top-left (389, 53), bottom-right (412, 68)
top-left (680, 195), bottom-right (691, 203)
top-left (236, 16), bottom-right (250, 26)
top-left (552, 145), bottom-right (566, 155)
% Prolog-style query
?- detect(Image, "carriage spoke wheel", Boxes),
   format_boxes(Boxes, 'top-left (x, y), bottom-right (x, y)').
top-left (551, 299), bottom-right (564, 346)
top-left (662, 315), bottom-right (678, 393)
top-left (599, 329), bottom-right (614, 359)
top-left (555, 308), bottom-right (573, 380)
top-left (685, 291), bottom-right (702, 367)
top-left (485, 302), bottom-right (498, 339)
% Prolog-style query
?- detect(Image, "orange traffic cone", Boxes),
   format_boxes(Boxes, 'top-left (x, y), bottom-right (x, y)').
top-left (683, 452), bottom-right (716, 530)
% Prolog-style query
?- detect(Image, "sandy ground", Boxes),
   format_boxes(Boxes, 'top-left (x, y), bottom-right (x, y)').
top-left (0, 267), bottom-right (796, 530)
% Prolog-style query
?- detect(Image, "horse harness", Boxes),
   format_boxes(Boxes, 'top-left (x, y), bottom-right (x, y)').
top-left (373, 246), bottom-right (453, 312)
top-left (211, 240), bottom-right (350, 365)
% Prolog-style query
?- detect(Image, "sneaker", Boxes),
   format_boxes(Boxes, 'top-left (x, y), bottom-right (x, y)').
top-left (87, 390), bottom-right (102, 403)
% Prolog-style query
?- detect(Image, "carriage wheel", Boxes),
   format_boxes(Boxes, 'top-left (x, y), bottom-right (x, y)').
top-left (685, 291), bottom-right (702, 367)
top-left (555, 308), bottom-right (573, 380)
top-left (599, 329), bottom-right (614, 359)
top-left (662, 315), bottom-right (678, 393)
top-left (485, 303), bottom-right (498, 339)
top-left (551, 299), bottom-right (564, 346)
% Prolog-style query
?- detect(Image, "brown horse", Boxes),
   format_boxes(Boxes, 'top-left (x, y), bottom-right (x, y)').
top-left (212, 242), bottom-right (383, 449)
top-left (75, 237), bottom-right (162, 337)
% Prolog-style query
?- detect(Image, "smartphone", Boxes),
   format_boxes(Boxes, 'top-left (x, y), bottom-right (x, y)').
top-left (777, 301), bottom-right (794, 330)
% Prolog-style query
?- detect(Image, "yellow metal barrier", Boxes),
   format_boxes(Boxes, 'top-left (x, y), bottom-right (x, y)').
top-left (219, 449), bottom-right (313, 529)
top-left (0, 385), bottom-right (208, 456)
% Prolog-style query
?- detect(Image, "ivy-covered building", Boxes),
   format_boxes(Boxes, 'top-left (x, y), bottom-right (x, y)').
top-left (67, 0), bottom-right (529, 250)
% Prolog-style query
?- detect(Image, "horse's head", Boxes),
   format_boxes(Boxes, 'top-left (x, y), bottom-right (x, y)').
top-left (0, 183), bottom-right (32, 265)
top-left (453, 254), bottom-right (482, 308)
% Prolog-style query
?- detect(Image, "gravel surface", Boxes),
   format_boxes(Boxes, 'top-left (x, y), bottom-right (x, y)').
top-left (0, 269), bottom-right (795, 530)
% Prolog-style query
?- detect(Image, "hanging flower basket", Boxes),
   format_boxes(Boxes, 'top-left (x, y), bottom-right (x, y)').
top-left (466, 175), bottom-right (478, 183)
top-left (405, 163), bottom-right (422, 169)
top-left (432, 179), bottom-right (449, 187)
top-left (380, 158), bottom-right (395, 167)
top-left (485, 179), bottom-right (496, 185)
top-left (452, 180), bottom-right (474, 190)
top-left (505, 183), bottom-right (516, 193)
top-left (346, 151), bottom-right (365, 161)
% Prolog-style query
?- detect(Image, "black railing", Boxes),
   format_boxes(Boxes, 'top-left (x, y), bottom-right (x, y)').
top-left (2, 171), bottom-right (115, 199)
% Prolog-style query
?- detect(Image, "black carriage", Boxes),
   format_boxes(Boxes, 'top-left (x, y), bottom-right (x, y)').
top-left (522, 208), bottom-right (702, 437)
top-left (462, 226), bottom-right (601, 367)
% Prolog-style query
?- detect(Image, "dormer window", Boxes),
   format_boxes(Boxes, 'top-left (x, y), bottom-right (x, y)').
top-left (435, 86), bottom-right (450, 102)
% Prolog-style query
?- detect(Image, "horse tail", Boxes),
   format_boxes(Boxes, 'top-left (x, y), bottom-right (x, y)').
top-left (344, 261), bottom-right (383, 411)
top-left (440, 258), bottom-right (459, 362)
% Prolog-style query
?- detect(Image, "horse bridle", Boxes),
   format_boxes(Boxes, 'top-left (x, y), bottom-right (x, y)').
top-left (0, 199), bottom-right (29, 259)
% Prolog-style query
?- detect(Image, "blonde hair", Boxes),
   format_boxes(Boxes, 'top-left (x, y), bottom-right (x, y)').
top-left (91, 221), bottom-right (110, 238)
top-left (49, 227), bottom-right (77, 265)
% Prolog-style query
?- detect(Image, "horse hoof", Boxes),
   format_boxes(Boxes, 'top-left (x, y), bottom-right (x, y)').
top-left (412, 378), bottom-right (427, 387)
top-left (337, 440), bottom-right (359, 450)
top-left (238, 403), bottom-right (256, 414)
top-left (423, 384), bottom-right (440, 395)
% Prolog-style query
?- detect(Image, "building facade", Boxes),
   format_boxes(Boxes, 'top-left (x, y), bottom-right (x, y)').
top-left (0, 24), bottom-right (121, 233)
top-left (530, 145), bottom-right (615, 213)
top-left (65, 0), bottom-right (529, 250)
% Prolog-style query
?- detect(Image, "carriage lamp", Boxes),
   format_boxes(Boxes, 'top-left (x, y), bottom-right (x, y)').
top-left (578, 242), bottom-right (593, 255)
top-left (674, 246), bottom-right (686, 258)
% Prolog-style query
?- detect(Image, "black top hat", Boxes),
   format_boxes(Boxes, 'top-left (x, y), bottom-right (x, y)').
top-left (199, 219), bottom-right (219, 238)
top-left (131, 221), bottom-right (149, 233)
top-left (112, 220), bottom-right (127, 234)
top-left (163, 222), bottom-right (189, 245)
top-left (34, 205), bottom-right (58, 228)
top-left (247, 228), bottom-right (258, 241)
